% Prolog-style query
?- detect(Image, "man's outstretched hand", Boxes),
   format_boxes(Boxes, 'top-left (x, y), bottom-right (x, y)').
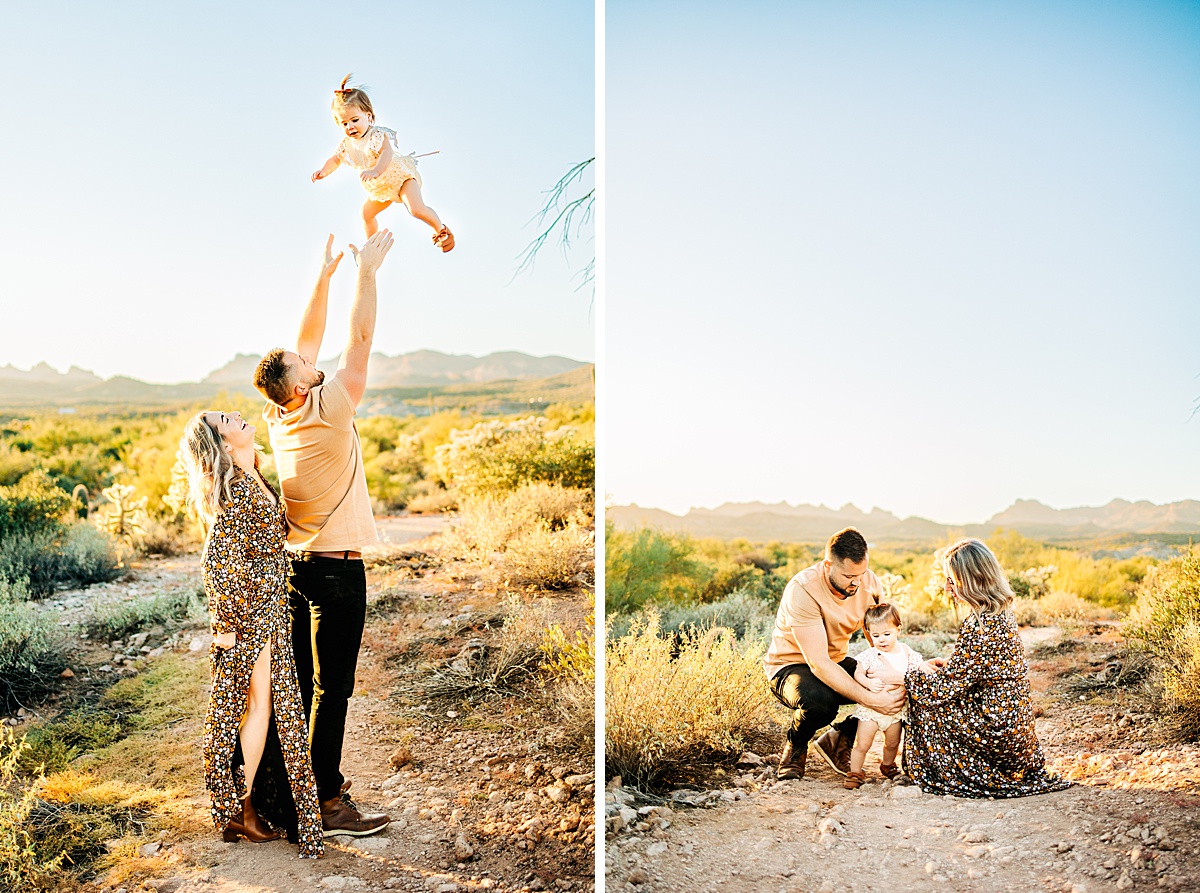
top-left (320, 234), bottom-right (344, 279)
top-left (349, 229), bottom-right (395, 274)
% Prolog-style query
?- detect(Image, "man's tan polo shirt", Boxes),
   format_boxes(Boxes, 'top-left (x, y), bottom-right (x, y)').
top-left (763, 561), bottom-right (883, 679)
top-left (262, 375), bottom-right (378, 552)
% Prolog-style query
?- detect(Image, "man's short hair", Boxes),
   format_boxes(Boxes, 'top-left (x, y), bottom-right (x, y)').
top-left (254, 348), bottom-right (293, 406)
top-left (826, 527), bottom-right (868, 564)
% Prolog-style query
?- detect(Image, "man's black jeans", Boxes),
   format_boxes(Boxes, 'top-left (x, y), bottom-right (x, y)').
top-left (769, 657), bottom-right (860, 748)
top-left (288, 554), bottom-right (367, 803)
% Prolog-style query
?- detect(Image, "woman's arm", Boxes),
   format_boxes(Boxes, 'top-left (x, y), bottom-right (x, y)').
top-left (904, 623), bottom-right (985, 706)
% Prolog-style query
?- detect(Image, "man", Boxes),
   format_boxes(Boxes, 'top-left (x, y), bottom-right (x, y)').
top-left (764, 527), bottom-right (906, 781)
top-left (252, 229), bottom-right (394, 836)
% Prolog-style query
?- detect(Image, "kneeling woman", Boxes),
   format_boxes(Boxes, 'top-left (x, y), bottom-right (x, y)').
top-left (181, 410), bottom-right (323, 857)
top-left (892, 538), bottom-right (1070, 799)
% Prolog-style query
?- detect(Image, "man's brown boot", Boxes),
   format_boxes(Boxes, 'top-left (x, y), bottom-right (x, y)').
top-left (320, 795), bottom-right (390, 838)
top-left (811, 729), bottom-right (852, 776)
top-left (777, 741), bottom-right (807, 780)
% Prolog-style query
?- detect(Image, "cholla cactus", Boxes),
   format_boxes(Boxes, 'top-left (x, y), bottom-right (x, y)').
top-left (161, 454), bottom-right (190, 518)
top-left (878, 572), bottom-right (911, 603)
top-left (94, 483), bottom-right (148, 544)
top-left (1017, 565), bottom-right (1057, 599)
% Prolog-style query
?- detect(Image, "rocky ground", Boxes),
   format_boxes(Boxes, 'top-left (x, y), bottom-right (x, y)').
top-left (604, 627), bottom-right (1200, 893)
top-left (19, 516), bottom-right (596, 893)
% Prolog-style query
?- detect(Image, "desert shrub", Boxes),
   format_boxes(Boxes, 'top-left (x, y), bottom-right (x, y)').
top-left (608, 588), bottom-right (776, 646)
top-left (890, 548), bottom-right (957, 632)
top-left (540, 598), bottom-right (595, 754)
top-left (449, 483), bottom-right (592, 559)
top-left (86, 590), bottom-right (207, 641)
top-left (435, 417), bottom-right (594, 494)
top-left (502, 521), bottom-right (593, 590)
top-left (0, 587), bottom-right (64, 712)
top-left (363, 432), bottom-right (428, 511)
top-left (405, 484), bottom-right (458, 515)
top-left (1126, 549), bottom-right (1200, 738)
top-left (1007, 565), bottom-right (1056, 600)
top-left (0, 470), bottom-right (71, 541)
top-left (605, 612), bottom-right (778, 789)
top-left (605, 526), bottom-right (711, 613)
top-left (0, 524), bottom-right (124, 598)
top-left (1038, 589), bottom-right (1115, 628)
top-left (1010, 597), bottom-right (1046, 627)
top-left (132, 516), bottom-right (200, 557)
top-left (0, 730), bottom-right (65, 890)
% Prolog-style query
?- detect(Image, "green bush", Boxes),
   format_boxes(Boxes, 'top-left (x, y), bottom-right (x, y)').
top-left (86, 590), bottom-right (207, 641)
top-left (608, 588), bottom-right (777, 646)
top-left (0, 586), bottom-right (64, 712)
top-left (435, 417), bottom-right (594, 494)
top-left (605, 525), bottom-right (710, 613)
top-left (1127, 548), bottom-right (1200, 738)
top-left (0, 470), bottom-right (71, 541)
top-left (18, 711), bottom-right (130, 776)
top-left (0, 524), bottom-right (124, 599)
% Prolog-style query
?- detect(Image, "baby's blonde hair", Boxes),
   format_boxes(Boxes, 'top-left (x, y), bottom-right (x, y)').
top-left (332, 73), bottom-right (374, 119)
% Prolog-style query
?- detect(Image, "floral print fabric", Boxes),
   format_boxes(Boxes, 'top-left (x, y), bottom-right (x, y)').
top-left (903, 610), bottom-right (1070, 799)
top-left (336, 125), bottom-right (423, 203)
top-left (201, 473), bottom-right (323, 858)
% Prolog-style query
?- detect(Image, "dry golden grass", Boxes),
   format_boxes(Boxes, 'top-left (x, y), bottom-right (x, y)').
top-left (503, 521), bottom-right (593, 590)
top-left (605, 612), bottom-right (778, 789)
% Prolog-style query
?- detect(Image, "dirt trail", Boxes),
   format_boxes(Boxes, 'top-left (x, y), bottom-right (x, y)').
top-left (36, 514), bottom-right (594, 893)
top-left (605, 630), bottom-right (1200, 893)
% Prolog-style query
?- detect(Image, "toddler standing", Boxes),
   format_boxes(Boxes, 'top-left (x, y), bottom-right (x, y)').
top-left (845, 603), bottom-right (923, 789)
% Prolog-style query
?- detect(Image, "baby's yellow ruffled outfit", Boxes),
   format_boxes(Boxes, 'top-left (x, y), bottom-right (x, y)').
top-left (337, 125), bottom-right (422, 203)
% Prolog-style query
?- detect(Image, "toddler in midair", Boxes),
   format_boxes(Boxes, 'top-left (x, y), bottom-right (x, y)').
top-left (312, 74), bottom-right (454, 251)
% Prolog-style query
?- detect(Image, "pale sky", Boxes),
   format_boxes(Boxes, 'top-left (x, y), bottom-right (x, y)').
top-left (606, 0), bottom-right (1200, 524)
top-left (0, 1), bottom-right (594, 384)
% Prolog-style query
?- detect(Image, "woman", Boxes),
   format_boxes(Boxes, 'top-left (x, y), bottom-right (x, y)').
top-left (180, 409), bottom-right (323, 858)
top-left (890, 538), bottom-right (1070, 798)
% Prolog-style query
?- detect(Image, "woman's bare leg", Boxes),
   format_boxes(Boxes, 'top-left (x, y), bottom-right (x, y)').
top-left (361, 199), bottom-right (392, 237)
top-left (849, 718), bottom-right (879, 775)
top-left (239, 640), bottom-right (273, 798)
top-left (398, 178), bottom-right (444, 235)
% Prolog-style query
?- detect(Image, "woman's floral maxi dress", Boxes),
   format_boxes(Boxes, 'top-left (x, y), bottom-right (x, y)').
top-left (903, 610), bottom-right (1071, 799)
top-left (201, 473), bottom-right (323, 858)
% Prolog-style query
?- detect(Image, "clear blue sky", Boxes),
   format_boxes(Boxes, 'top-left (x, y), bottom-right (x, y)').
top-left (1, 1), bottom-right (594, 383)
top-left (606, 0), bottom-right (1200, 523)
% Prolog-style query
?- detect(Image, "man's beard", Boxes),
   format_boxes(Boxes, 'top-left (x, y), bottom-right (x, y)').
top-left (310, 369), bottom-right (326, 386)
top-left (830, 577), bottom-right (857, 598)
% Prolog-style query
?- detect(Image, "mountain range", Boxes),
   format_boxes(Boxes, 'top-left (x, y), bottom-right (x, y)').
top-left (0, 351), bottom-right (588, 407)
top-left (607, 498), bottom-right (1200, 543)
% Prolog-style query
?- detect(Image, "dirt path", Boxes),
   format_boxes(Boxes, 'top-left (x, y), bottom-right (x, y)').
top-left (31, 516), bottom-right (593, 893)
top-left (604, 631), bottom-right (1200, 893)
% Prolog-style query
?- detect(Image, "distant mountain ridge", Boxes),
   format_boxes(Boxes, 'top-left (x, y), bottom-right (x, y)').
top-left (0, 351), bottom-right (588, 405)
top-left (608, 498), bottom-right (1200, 543)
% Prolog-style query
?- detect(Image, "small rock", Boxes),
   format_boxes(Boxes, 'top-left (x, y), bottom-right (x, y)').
top-left (1116, 870), bottom-right (1133, 890)
top-left (817, 883), bottom-right (835, 893)
top-left (138, 841), bottom-right (162, 857)
top-left (646, 842), bottom-right (667, 857)
top-left (319, 878), bottom-right (349, 891)
top-left (437, 885), bottom-right (460, 893)
top-left (60, 668), bottom-right (75, 679)
top-left (817, 817), bottom-right (843, 835)
top-left (736, 751), bottom-right (764, 768)
top-left (964, 846), bottom-right (988, 858)
top-left (544, 784), bottom-right (571, 804)
top-left (455, 834), bottom-right (474, 860)
top-left (627, 868), bottom-right (649, 885)
top-left (564, 773), bottom-right (592, 788)
top-left (1056, 841), bottom-right (1075, 854)
top-left (389, 747), bottom-right (413, 770)
top-left (148, 879), bottom-right (185, 893)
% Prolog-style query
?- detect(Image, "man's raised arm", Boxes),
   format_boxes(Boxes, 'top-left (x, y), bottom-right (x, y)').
top-left (296, 234), bottom-right (344, 361)
top-left (335, 228), bottom-right (395, 408)
top-left (793, 625), bottom-right (906, 715)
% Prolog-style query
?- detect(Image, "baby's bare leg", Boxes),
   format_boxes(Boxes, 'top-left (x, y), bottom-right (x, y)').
top-left (361, 198), bottom-right (392, 237)
top-left (849, 718), bottom-right (879, 774)
top-left (881, 720), bottom-right (904, 767)
top-left (398, 178), bottom-right (444, 234)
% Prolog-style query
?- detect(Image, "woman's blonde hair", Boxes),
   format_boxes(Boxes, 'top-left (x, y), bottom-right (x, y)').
top-left (178, 412), bottom-right (257, 527)
top-left (332, 73), bottom-right (374, 119)
top-left (944, 537), bottom-right (1014, 617)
